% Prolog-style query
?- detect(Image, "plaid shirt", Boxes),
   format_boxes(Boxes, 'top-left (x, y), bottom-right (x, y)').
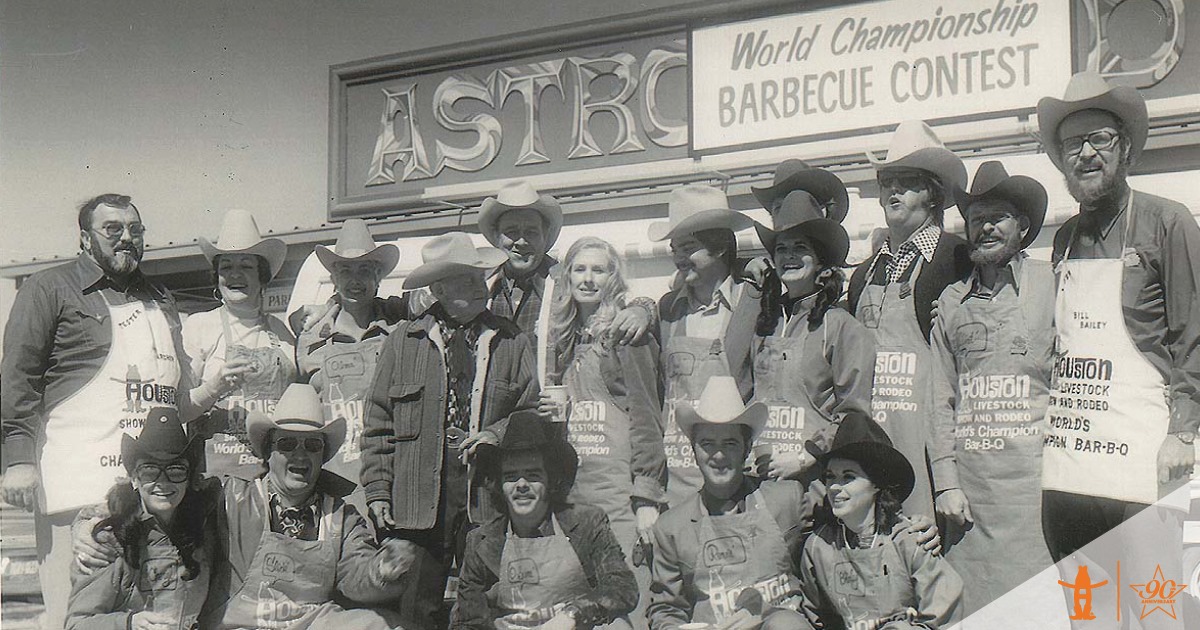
top-left (871, 224), bottom-right (942, 284)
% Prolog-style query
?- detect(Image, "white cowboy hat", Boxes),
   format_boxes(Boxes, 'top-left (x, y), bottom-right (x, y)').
top-left (246, 384), bottom-right (346, 462)
top-left (477, 181), bottom-right (564, 249)
top-left (315, 219), bottom-right (401, 277)
top-left (402, 232), bottom-right (509, 290)
top-left (199, 209), bottom-right (287, 280)
top-left (674, 376), bottom-right (768, 443)
top-left (647, 184), bottom-right (756, 242)
top-left (1036, 71), bottom-right (1148, 169)
top-left (867, 120), bottom-right (968, 208)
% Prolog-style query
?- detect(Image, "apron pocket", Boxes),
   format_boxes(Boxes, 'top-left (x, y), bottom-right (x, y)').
top-left (388, 383), bottom-right (424, 440)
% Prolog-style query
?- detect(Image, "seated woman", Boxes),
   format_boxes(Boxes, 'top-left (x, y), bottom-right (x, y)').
top-left (542, 236), bottom-right (665, 609)
top-left (799, 413), bottom-right (963, 629)
top-left (750, 187), bottom-right (875, 484)
top-left (451, 410), bottom-right (639, 630)
top-left (66, 408), bottom-right (218, 630)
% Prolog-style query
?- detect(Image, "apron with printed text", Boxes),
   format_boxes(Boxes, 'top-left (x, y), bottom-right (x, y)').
top-left (691, 489), bottom-right (801, 625)
top-left (856, 258), bottom-right (935, 519)
top-left (818, 529), bottom-right (933, 630)
top-left (306, 334), bottom-right (389, 494)
top-left (1042, 197), bottom-right (1169, 505)
top-left (494, 516), bottom-right (594, 630)
top-left (221, 481), bottom-right (345, 630)
top-left (752, 318), bottom-right (834, 487)
top-left (132, 529), bottom-right (213, 630)
top-left (564, 341), bottom-right (649, 630)
top-left (40, 293), bottom-right (182, 514)
top-left (206, 308), bottom-right (294, 479)
top-left (661, 332), bottom-right (734, 510)
top-left (942, 261), bottom-right (1055, 616)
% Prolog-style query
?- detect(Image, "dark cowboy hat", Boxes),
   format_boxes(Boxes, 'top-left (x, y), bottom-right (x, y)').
top-left (954, 161), bottom-right (1048, 249)
top-left (751, 159), bottom-right (850, 223)
top-left (867, 120), bottom-right (967, 209)
top-left (1036, 71), bottom-right (1148, 170)
top-left (820, 411), bottom-right (915, 501)
top-left (478, 181), bottom-right (564, 250)
top-left (477, 410), bottom-right (579, 491)
top-left (315, 219), bottom-right (401, 278)
top-left (120, 408), bottom-right (200, 476)
top-left (755, 191), bottom-right (850, 267)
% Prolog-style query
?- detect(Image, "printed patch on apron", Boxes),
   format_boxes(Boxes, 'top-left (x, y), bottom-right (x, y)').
top-left (324, 352), bottom-right (366, 377)
top-left (861, 305), bottom-right (881, 329)
top-left (955, 322), bottom-right (988, 354)
top-left (703, 536), bottom-right (748, 567)
top-left (833, 562), bottom-right (864, 596)
top-left (262, 552), bottom-right (296, 582)
top-left (506, 558), bottom-right (541, 585)
top-left (667, 351), bottom-right (697, 376)
top-left (138, 557), bottom-right (180, 592)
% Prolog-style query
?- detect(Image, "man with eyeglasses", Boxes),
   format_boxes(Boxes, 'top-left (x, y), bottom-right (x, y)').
top-left (846, 120), bottom-right (973, 520)
top-left (1036, 72), bottom-right (1198, 627)
top-left (1, 193), bottom-right (206, 629)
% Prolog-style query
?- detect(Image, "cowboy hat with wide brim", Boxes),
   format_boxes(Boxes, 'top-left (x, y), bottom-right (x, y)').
top-left (756, 190), bottom-right (850, 267)
top-left (478, 181), bottom-right (564, 250)
top-left (752, 159), bottom-right (850, 223)
top-left (867, 120), bottom-right (967, 209)
top-left (1036, 71), bottom-right (1148, 169)
top-left (648, 184), bottom-right (757, 242)
top-left (246, 383), bottom-right (346, 462)
top-left (675, 376), bottom-right (769, 443)
top-left (402, 232), bottom-right (509, 290)
top-left (315, 219), bottom-right (401, 278)
top-left (955, 161), bottom-right (1048, 249)
top-left (820, 411), bottom-right (915, 501)
top-left (121, 407), bottom-right (201, 475)
top-left (199, 209), bottom-right (287, 280)
top-left (477, 409), bottom-right (579, 491)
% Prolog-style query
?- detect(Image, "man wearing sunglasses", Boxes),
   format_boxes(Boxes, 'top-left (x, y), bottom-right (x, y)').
top-left (73, 384), bottom-right (417, 629)
top-left (1036, 72), bottom-right (1198, 627)
top-left (1, 193), bottom-right (204, 629)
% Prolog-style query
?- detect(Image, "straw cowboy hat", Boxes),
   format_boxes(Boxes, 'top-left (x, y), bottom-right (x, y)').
top-left (1036, 70), bottom-right (1148, 169)
top-left (752, 159), bottom-right (850, 223)
top-left (199, 209), bottom-right (287, 280)
top-left (647, 184), bottom-right (756, 242)
top-left (820, 411), bottom-right (915, 501)
top-left (315, 219), bottom-right (401, 277)
top-left (477, 409), bottom-right (579, 491)
top-left (867, 120), bottom-right (967, 209)
top-left (756, 190), bottom-right (851, 267)
top-left (955, 161), bottom-right (1048, 249)
top-left (402, 232), bottom-right (509, 290)
top-left (246, 384), bottom-right (346, 462)
top-left (477, 181), bottom-right (564, 249)
top-left (675, 376), bottom-right (769, 442)
top-left (121, 407), bottom-right (200, 475)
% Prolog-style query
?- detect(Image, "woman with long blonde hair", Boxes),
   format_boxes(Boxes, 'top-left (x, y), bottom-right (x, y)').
top-left (541, 236), bottom-right (665, 629)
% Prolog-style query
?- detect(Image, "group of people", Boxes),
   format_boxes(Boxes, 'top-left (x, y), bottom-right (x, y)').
top-left (2, 70), bottom-right (1197, 630)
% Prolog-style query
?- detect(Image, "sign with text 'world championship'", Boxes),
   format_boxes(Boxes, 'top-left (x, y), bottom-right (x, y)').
top-left (690, 0), bottom-right (1072, 152)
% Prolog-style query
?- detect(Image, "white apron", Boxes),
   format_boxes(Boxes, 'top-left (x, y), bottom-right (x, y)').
top-left (40, 293), bottom-right (182, 514)
top-left (1042, 194), bottom-right (1170, 504)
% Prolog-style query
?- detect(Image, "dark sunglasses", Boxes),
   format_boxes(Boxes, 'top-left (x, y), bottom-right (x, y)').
top-left (273, 436), bottom-right (325, 454)
top-left (134, 462), bottom-right (190, 484)
top-left (877, 174), bottom-right (930, 192)
top-left (1060, 129), bottom-right (1120, 157)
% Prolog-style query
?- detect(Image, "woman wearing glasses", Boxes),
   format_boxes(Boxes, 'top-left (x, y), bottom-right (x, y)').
top-left (541, 236), bottom-right (665, 628)
top-left (184, 209), bottom-right (297, 479)
top-left (66, 408), bottom-right (219, 630)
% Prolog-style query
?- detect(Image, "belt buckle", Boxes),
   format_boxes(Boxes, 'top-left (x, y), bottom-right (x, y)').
top-left (446, 427), bottom-right (468, 450)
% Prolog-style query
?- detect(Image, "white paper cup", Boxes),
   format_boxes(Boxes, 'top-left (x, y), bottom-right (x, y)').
top-left (543, 385), bottom-right (569, 422)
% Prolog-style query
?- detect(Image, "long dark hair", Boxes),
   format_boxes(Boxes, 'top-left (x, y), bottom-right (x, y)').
top-left (756, 240), bottom-right (846, 336)
top-left (93, 466), bottom-right (206, 581)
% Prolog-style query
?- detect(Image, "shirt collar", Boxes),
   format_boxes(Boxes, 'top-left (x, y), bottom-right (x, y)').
top-left (74, 253), bottom-right (159, 297)
top-left (966, 251), bottom-right (1026, 300)
top-left (678, 274), bottom-right (737, 314)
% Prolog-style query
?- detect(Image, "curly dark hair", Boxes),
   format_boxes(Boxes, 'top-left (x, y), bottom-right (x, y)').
top-left (92, 468), bottom-right (206, 581)
top-left (756, 257), bottom-right (846, 336)
top-left (874, 486), bottom-right (904, 535)
top-left (482, 447), bottom-right (575, 516)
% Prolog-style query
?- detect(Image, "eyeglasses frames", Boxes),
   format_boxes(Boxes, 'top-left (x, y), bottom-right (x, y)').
top-left (134, 462), bottom-right (190, 484)
top-left (273, 436), bottom-right (325, 454)
top-left (1060, 129), bottom-right (1120, 157)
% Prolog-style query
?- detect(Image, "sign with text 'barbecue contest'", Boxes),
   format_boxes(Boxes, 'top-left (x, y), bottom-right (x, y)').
top-left (691, 0), bottom-right (1072, 152)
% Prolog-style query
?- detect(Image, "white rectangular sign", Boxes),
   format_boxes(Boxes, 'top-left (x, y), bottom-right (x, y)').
top-left (691, 0), bottom-right (1071, 151)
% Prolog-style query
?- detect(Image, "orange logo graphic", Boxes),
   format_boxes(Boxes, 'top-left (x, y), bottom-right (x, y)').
top-left (1129, 565), bottom-right (1187, 620)
top-left (1059, 565), bottom-right (1108, 620)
